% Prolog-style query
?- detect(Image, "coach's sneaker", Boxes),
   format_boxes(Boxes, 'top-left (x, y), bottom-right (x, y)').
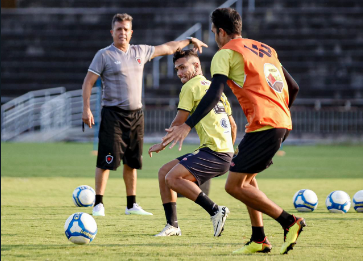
top-left (233, 237), bottom-right (272, 254)
top-left (280, 216), bottom-right (306, 254)
top-left (92, 203), bottom-right (105, 216)
top-left (125, 203), bottom-right (153, 215)
top-left (154, 224), bottom-right (182, 236)
top-left (210, 206), bottom-right (230, 237)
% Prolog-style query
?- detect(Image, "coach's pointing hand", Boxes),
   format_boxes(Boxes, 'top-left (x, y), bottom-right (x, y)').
top-left (191, 38), bottom-right (208, 54)
top-left (82, 108), bottom-right (95, 128)
top-left (162, 123), bottom-right (191, 151)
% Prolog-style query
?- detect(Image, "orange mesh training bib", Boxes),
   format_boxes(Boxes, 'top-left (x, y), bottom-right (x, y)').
top-left (221, 38), bottom-right (292, 132)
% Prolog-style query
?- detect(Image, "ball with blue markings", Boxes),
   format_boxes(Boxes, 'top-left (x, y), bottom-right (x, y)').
top-left (352, 190), bottom-right (363, 213)
top-left (325, 190), bottom-right (351, 213)
top-left (64, 212), bottom-right (97, 244)
top-left (293, 189), bottom-right (318, 212)
top-left (72, 185), bottom-right (95, 207)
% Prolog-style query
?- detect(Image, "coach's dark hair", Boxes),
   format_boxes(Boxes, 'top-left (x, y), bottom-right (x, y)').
top-left (173, 49), bottom-right (199, 64)
top-left (211, 8), bottom-right (242, 35)
top-left (112, 13), bottom-right (133, 29)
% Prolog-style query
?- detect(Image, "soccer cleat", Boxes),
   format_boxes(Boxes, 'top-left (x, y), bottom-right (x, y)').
top-left (92, 203), bottom-right (105, 216)
top-left (154, 224), bottom-right (182, 237)
top-left (125, 203), bottom-right (153, 215)
top-left (210, 206), bottom-right (230, 237)
top-left (233, 237), bottom-right (272, 254)
top-left (280, 216), bottom-right (306, 254)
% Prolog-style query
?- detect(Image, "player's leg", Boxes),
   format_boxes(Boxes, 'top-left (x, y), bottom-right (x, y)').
top-left (167, 148), bottom-right (232, 237)
top-left (228, 128), bottom-right (305, 254)
top-left (154, 159), bottom-right (181, 236)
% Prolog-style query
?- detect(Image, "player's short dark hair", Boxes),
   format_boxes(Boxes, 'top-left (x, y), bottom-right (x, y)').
top-left (173, 49), bottom-right (199, 64)
top-left (211, 8), bottom-right (242, 35)
top-left (112, 13), bottom-right (133, 29)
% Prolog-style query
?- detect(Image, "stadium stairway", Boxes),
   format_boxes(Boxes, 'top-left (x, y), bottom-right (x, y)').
top-left (1, 0), bottom-right (362, 105)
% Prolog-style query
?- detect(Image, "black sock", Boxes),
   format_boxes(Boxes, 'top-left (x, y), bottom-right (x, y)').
top-left (163, 202), bottom-right (178, 228)
top-left (195, 192), bottom-right (219, 216)
top-left (251, 226), bottom-right (266, 242)
top-left (95, 195), bottom-right (103, 206)
top-left (276, 210), bottom-right (295, 229)
top-left (127, 195), bottom-right (136, 209)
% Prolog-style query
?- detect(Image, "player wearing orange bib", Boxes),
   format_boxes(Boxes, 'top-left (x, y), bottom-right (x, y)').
top-left (162, 8), bottom-right (303, 255)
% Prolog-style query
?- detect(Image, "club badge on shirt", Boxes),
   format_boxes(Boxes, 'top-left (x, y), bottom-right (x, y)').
top-left (135, 57), bottom-right (142, 65)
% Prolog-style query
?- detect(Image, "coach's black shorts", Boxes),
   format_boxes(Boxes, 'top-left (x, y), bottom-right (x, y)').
top-left (177, 147), bottom-right (233, 186)
top-left (97, 106), bottom-right (144, 171)
top-left (229, 128), bottom-right (289, 174)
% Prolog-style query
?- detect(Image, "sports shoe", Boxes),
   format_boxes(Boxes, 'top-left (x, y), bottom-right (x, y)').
top-left (233, 237), bottom-right (272, 254)
top-left (92, 203), bottom-right (105, 216)
top-left (154, 224), bottom-right (182, 237)
top-left (210, 206), bottom-right (230, 237)
top-left (125, 203), bottom-right (153, 215)
top-left (280, 216), bottom-right (306, 254)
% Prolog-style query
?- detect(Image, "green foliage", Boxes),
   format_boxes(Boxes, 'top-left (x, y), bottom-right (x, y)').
top-left (1, 143), bottom-right (363, 260)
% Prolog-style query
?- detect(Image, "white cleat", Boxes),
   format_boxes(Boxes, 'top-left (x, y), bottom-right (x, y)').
top-left (92, 203), bottom-right (105, 216)
top-left (211, 206), bottom-right (230, 237)
top-left (154, 224), bottom-right (182, 237)
top-left (125, 203), bottom-right (153, 215)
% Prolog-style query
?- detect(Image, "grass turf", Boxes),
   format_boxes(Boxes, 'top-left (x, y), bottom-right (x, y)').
top-left (1, 143), bottom-right (363, 260)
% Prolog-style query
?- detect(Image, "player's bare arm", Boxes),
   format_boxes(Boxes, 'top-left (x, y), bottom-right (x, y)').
top-left (229, 115), bottom-right (237, 145)
top-left (282, 66), bottom-right (299, 108)
top-left (81, 71), bottom-right (98, 128)
top-left (151, 38), bottom-right (208, 59)
top-left (150, 110), bottom-right (189, 156)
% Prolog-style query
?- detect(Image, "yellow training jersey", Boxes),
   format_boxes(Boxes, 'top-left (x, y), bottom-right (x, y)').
top-left (178, 75), bottom-right (234, 153)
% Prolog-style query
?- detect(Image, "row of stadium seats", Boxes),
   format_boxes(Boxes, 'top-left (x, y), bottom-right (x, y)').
top-left (1, 0), bottom-right (363, 103)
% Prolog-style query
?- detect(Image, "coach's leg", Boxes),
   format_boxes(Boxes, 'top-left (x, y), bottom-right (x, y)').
top-left (123, 164), bottom-right (137, 209)
top-left (94, 167), bottom-right (110, 205)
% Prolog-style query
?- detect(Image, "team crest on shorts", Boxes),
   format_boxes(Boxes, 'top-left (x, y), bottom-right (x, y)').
top-left (136, 57), bottom-right (142, 65)
top-left (264, 63), bottom-right (284, 93)
top-left (106, 154), bottom-right (113, 164)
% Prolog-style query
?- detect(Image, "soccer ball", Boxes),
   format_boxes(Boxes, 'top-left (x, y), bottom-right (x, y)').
top-left (352, 190), bottom-right (363, 212)
top-left (292, 189), bottom-right (318, 212)
top-left (325, 190), bottom-right (351, 213)
top-left (64, 212), bottom-right (97, 245)
top-left (72, 185), bottom-right (95, 207)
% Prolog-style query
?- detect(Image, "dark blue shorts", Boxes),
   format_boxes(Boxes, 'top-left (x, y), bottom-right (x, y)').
top-left (176, 147), bottom-right (233, 186)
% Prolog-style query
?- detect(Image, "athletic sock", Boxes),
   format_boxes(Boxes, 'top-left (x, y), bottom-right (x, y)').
top-left (95, 195), bottom-right (103, 206)
top-left (195, 192), bottom-right (219, 216)
top-left (127, 195), bottom-right (136, 209)
top-left (251, 226), bottom-right (266, 242)
top-left (276, 210), bottom-right (296, 229)
top-left (163, 202), bottom-right (178, 228)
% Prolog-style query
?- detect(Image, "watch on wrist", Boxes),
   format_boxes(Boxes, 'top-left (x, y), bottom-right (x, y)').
top-left (186, 37), bottom-right (193, 44)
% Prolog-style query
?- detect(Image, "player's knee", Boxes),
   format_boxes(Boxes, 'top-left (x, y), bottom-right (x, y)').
top-left (165, 175), bottom-right (175, 189)
top-left (225, 183), bottom-right (235, 196)
top-left (158, 165), bottom-right (169, 180)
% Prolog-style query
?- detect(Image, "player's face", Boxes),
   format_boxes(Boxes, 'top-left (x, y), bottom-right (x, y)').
top-left (111, 21), bottom-right (133, 47)
top-left (174, 57), bottom-right (197, 84)
top-left (211, 23), bottom-right (225, 48)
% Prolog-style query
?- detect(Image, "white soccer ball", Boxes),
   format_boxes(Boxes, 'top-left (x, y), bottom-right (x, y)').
top-left (292, 189), bottom-right (318, 212)
top-left (64, 212), bottom-right (97, 245)
top-left (325, 190), bottom-right (351, 213)
top-left (72, 185), bottom-right (95, 207)
top-left (352, 190), bottom-right (363, 213)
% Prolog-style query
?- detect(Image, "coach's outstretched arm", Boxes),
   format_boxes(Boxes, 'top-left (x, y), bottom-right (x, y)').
top-left (151, 37), bottom-right (208, 59)
top-left (162, 74), bottom-right (228, 150)
top-left (82, 71), bottom-right (99, 128)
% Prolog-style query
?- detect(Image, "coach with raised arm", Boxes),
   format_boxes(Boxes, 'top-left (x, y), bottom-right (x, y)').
top-left (81, 13), bottom-right (207, 217)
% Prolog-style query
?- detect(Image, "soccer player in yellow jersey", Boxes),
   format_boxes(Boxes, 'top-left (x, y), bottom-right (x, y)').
top-left (162, 8), bottom-right (303, 255)
top-left (148, 49), bottom-right (237, 237)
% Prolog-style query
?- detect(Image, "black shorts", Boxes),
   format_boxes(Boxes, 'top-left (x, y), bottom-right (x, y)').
top-left (177, 147), bottom-right (233, 186)
top-left (97, 106), bottom-right (144, 170)
top-left (230, 128), bottom-right (289, 174)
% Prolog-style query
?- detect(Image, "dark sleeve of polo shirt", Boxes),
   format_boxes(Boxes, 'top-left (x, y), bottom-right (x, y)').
top-left (88, 50), bottom-right (105, 76)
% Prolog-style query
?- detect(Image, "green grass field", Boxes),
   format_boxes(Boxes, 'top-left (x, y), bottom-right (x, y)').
top-left (1, 143), bottom-right (363, 260)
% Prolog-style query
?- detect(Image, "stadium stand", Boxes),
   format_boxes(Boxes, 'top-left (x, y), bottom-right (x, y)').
top-left (1, 0), bottom-right (362, 104)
